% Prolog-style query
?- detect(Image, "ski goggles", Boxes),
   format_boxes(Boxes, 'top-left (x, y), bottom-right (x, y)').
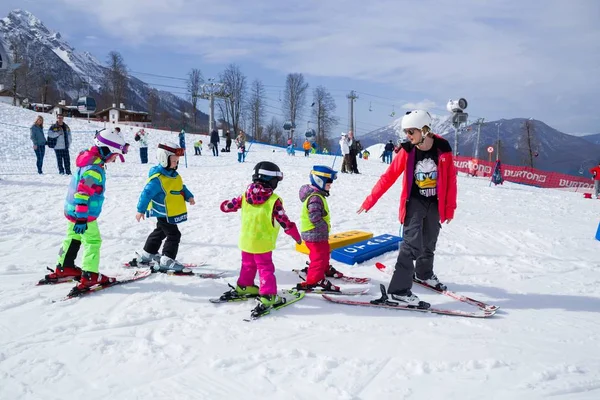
top-left (96, 135), bottom-right (130, 155)
top-left (311, 169), bottom-right (337, 182)
top-left (257, 168), bottom-right (284, 181)
top-left (158, 143), bottom-right (185, 156)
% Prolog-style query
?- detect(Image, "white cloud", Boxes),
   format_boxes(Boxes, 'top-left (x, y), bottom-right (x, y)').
top-left (401, 100), bottom-right (438, 111)
top-left (52, 0), bottom-right (600, 131)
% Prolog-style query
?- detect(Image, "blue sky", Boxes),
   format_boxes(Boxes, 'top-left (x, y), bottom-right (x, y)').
top-left (2, 0), bottom-right (600, 135)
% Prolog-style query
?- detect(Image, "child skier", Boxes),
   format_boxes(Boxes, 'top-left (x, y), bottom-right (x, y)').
top-left (39, 130), bottom-right (130, 293)
top-left (219, 161), bottom-right (302, 311)
top-left (134, 142), bottom-right (195, 272)
top-left (296, 166), bottom-right (340, 292)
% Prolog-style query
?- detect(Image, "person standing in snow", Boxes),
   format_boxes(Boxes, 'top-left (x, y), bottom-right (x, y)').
top-left (296, 166), bottom-right (341, 293)
top-left (339, 132), bottom-right (350, 173)
top-left (134, 142), bottom-right (195, 272)
top-left (590, 161), bottom-right (600, 198)
top-left (357, 110), bottom-right (457, 306)
top-left (210, 129), bottom-right (220, 156)
top-left (135, 129), bottom-right (149, 164)
top-left (47, 114), bottom-right (72, 175)
top-left (38, 130), bottom-right (130, 292)
top-left (30, 115), bottom-right (46, 174)
top-left (218, 161), bottom-right (302, 312)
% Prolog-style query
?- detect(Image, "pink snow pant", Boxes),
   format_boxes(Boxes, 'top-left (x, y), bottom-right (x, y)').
top-left (305, 241), bottom-right (331, 285)
top-left (238, 251), bottom-right (277, 295)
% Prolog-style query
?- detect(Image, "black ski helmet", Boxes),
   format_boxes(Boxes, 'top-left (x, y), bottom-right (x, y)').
top-left (252, 161), bottom-right (283, 190)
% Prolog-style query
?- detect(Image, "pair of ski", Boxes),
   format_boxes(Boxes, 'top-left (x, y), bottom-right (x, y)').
top-left (40, 260), bottom-right (224, 301)
top-left (122, 259), bottom-right (226, 279)
top-left (209, 287), bottom-right (306, 321)
top-left (322, 263), bottom-right (498, 318)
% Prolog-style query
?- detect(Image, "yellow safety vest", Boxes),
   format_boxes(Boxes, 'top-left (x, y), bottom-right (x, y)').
top-left (239, 192), bottom-right (281, 253)
top-left (300, 193), bottom-right (330, 232)
top-left (147, 172), bottom-right (188, 224)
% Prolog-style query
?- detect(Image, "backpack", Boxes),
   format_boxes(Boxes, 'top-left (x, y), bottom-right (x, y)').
top-left (46, 136), bottom-right (57, 148)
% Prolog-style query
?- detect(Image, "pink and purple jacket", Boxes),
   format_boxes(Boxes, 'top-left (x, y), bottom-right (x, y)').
top-left (298, 184), bottom-right (330, 243)
top-left (64, 146), bottom-right (107, 223)
top-left (220, 182), bottom-right (301, 243)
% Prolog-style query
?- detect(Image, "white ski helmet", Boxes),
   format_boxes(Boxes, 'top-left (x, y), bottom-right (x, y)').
top-left (401, 110), bottom-right (433, 132)
top-left (157, 142), bottom-right (184, 168)
top-left (94, 129), bottom-right (129, 161)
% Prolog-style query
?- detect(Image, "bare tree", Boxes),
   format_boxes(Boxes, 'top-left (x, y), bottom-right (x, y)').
top-left (265, 116), bottom-right (284, 145)
top-left (216, 99), bottom-right (230, 130)
top-left (312, 86), bottom-right (339, 150)
top-left (282, 73), bottom-right (309, 142)
top-left (518, 119), bottom-right (539, 168)
top-left (5, 35), bottom-right (26, 106)
top-left (179, 102), bottom-right (189, 130)
top-left (246, 79), bottom-right (266, 141)
top-left (104, 51), bottom-right (128, 106)
top-left (220, 64), bottom-right (247, 135)
top-left (187, 68), bottom-right (203, 128)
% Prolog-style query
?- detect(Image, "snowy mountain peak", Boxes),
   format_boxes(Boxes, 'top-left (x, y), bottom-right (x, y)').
top-left (2, 9), bottom-right (48, 34)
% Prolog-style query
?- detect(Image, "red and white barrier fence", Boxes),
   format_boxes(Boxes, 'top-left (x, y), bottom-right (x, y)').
top-left (454, 156), bottom-right (594, 192)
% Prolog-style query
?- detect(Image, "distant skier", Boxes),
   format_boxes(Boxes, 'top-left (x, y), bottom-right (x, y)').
top-left (219, 161), bottom-right (301, 313)
top-left (357, 110), bottom-right (457, 307)
top-left (134, 142), bottom-right (195, 272)
top-left (39, 130), bottom-right (130, 292)
top-left (491, 160), bottom-right (504, 185)
top-left (590, 161), bottom-right (600, 198)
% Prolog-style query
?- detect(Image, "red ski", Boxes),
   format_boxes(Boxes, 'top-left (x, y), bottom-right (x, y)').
top-left (322, 284), bottom-right (497, 318)
top-left (293, 267), bottom-right (370, 284)
top-left (57, 270), bottom-right (152, 301)
top-left (375, 262), bottom-right (499, 311)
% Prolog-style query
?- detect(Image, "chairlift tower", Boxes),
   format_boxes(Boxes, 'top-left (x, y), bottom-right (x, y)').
top-left (347, 90), bottom-right (358, 134)
top-left (199, 79), bottom-right (227, 132)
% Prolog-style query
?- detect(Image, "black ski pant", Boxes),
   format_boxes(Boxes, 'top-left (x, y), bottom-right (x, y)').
top-left (388, 197), bottom-right (441, 295)
top-left (54, 149), bottom-right (71, 174)
top-left (143, 218), bottom-right (181, 260)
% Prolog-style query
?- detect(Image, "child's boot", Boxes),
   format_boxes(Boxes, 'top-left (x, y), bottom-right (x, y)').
top-left (136, 250), bottom-right (161, 265)
top-left (39, 264), bottom-right (82, 285)
top-left (251, 294), bottom-right (286, 317)
top-left (158, 256), bottom-right (191, 273)
top-left (218, 283), bottom-right (259, 302)
top-left (75, 271), bottom-right (116, 291)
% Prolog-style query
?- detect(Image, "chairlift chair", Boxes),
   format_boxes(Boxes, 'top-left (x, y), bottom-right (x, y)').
top-left (77, 96), bottom-right (97, 114)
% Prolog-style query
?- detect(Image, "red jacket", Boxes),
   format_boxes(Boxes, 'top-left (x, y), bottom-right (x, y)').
top-left (361, 135), bottom-right (457, 224)
top-left (590, 166), bottom-right (600, 181)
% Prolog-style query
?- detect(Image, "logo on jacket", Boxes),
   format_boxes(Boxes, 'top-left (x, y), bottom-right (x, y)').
top-left (414, 158), bottom-right (437, 197)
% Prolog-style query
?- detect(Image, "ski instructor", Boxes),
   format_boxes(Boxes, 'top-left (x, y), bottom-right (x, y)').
top-left (356, 110), bottom-right (457, 307)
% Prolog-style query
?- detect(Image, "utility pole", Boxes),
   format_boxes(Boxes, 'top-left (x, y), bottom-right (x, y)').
top-left (347, 90), bottom-right (358, 134)
top-left (495, 122), bottom-right (502, 161)
top-left (473, 117), bottom-right (485, 159)
top-left (199, 79), bottom-right (227, 132)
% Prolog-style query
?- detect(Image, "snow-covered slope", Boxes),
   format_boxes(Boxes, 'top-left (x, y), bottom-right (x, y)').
top-left (1, 103), bottom-right (600, 400)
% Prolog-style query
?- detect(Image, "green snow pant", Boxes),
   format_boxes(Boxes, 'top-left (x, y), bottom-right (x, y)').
top-left (57, 220), bottom-right (102, 273)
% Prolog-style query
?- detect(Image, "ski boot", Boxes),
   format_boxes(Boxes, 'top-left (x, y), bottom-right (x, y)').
top-left (302, 262), bottom-right (344, 279)
top-left (68, 271), bottom-right (116, 296)
top-left (296, 278), bottom-right (341, 293)
top-left (155, 256), bottom-right (192, 274)
top-left (250, 294), bottom-right (286, 318)
top-left (128, 250), bottom-right (161, 267)
top-left (217, 283), bottom-right (260, 302)
top-left (414, 273), bottom-right (447, 291)
top-left (390, 290), bottom-right (422, 307)
top-left (38, 264), bottom-right (82, 285)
